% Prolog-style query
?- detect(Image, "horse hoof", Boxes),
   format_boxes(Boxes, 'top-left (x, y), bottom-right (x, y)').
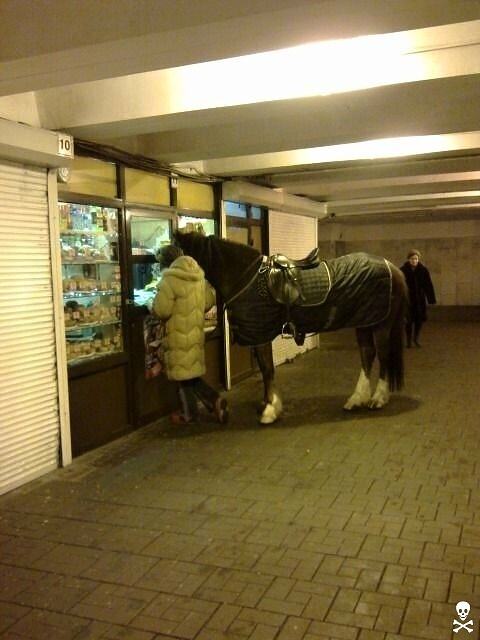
top-left (260, 409), bottom-right (277, 424)
top-left (368, 396), bottom-right (387, 409)
top-left (343, 395), bottom-right (368, 411)
top-left (260, 393), bottom-right (282, 424)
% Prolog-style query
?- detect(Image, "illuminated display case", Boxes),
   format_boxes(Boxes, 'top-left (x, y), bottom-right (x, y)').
top-left (59, 203), bottom-right (123, 365)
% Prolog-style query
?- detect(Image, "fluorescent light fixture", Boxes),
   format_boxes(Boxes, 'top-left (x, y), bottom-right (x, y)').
top-left (185, 131), bottom-right (480, 176)
top-left (169, 21), bottom-right (480, 112)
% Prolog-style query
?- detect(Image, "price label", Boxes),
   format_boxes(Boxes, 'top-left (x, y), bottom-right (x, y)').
top-left (57, 133), bottom-right (74, 158)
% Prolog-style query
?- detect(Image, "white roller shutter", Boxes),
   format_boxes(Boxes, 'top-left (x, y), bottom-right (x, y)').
top-left (0, 160), bottom-right (60, 494)
top-left (269, 210), bottom-right (319, 366)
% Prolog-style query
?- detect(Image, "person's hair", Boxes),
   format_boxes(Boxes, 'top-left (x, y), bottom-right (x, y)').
top-left (156, 244), bottom-right (183, 269)
top-left (407, 249), bottom-right (421, 259)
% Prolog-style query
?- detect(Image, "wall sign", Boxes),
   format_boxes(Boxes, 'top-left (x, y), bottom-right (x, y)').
top-left (57, 133), bottom-right (74, 158)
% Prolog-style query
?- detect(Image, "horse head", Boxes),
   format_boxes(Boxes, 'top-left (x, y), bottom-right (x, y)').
top-left (173, 231), bottom-right (261, 301)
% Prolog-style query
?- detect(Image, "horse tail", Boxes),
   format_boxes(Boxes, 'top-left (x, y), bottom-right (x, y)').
top-left (387, 267), bottom-right (408, 391)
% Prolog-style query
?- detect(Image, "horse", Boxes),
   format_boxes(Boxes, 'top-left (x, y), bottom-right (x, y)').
top-left (173, 231), bottom-right (408, 424)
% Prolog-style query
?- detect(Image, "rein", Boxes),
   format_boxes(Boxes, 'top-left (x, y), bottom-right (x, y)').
top-left (223, 255), bottom-right (264, 307)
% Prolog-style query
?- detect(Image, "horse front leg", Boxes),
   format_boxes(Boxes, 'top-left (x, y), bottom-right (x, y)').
top-left (253, 343), bottom-right (283, 424)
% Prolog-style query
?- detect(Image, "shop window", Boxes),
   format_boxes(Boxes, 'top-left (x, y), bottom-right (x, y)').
top-left (225, 201), bottom-right (247, 218)
top-left (177, 214), bottom-right (215, 236)
top-left (224, 201), bottom-right (266, 250)
top-left (130, 216), bottom-right (171, 256)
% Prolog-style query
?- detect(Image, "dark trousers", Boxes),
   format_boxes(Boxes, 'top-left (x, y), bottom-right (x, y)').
top-left (406, 320), bottom-right (422, 346)
top-left (178, 378), bottom-right (219, 420)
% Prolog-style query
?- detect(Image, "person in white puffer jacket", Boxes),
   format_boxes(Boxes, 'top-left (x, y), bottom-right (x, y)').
top-left (153, 244), bottom-right (228, 425)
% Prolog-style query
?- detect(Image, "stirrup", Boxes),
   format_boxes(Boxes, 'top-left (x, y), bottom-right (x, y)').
top-left (281, 321), bottom-right (296, 339)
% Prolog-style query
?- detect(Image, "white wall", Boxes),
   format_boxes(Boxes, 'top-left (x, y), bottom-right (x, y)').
top-left (0, 94), bottom-right (41, 127)
top-left (318, 218), bottom-right (480, 305)
top-left (269, 210), bottom-right (319, 365)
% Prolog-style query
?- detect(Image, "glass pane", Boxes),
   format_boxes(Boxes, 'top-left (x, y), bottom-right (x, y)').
top-left (177, 215), bottom-right (215, 236)
top-left (250, 206), bottom-right (262, 220)
top-left (130, 215), bottom-right (171, 255)
top-left (60, 203), bottom-right (123, 366)
top-left (224, 200), bottom-right (247, 218)
top-left (250, 226), bottom-right (263, 252)
top-left (226, 226), bottom-right (249, 245)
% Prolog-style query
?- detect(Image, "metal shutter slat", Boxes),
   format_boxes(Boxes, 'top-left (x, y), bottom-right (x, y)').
top-left (269, 211), bottom-right (319, 366)
top-left (0, 160), bottom-right (59, 495)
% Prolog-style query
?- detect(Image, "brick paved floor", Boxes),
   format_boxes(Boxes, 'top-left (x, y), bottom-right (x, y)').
top-left (0, 322), bottom-right (479, 640)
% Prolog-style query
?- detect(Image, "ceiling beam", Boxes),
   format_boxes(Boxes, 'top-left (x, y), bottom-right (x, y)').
top-left (2, 0), bottom-right (479, 96)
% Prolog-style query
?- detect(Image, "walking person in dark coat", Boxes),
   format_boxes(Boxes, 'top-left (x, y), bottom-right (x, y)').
top-left (400, 249), bottom-right (436, 347)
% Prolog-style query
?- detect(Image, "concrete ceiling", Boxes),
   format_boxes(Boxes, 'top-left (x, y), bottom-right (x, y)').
top-left (1, 0), bottom-right (480, 221)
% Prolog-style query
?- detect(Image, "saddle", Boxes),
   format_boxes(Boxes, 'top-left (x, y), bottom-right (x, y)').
top-left (265, 247), bottom-right (320, 305)
top-left (263, 247), bottom-right (320, 344)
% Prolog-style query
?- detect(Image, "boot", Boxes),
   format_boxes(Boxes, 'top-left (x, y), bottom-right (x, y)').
top-left (414, 325), bottom-right (421, 347)
top-left (214, 397), bottom-right (229, 424)
top-left (406, 325), bottom-right (412, 348)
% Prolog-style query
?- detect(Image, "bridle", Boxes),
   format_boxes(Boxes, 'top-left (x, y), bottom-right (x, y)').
top-left (223, 255), bottom-right (264, 307)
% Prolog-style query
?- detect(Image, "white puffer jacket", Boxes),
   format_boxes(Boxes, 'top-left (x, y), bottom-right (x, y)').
top-left (152, 255), bottom-right (215, 381)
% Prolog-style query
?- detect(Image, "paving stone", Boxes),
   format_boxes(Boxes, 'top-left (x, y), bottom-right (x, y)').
top-left (0, 565), bottom-right (47, 601)
top-left (70, 583), bottom-right (156, 625)
top-left (131, 593), bottom-right (218, 637)
top-left (135, 558), bottom-right (215, 596)
top-left (0, 323), bottom-right (478, 640)
top-left (0, 602), bottom-right (31, 633)
top-left (81, 551), bottom-right (159, 585)
top-left (1, 609), bottom-right (105, 640)
top-left (205, 602), bottom-right (242, 631)
top-left (0, 536), bottom-right (56, 568)
top-left (140, 530), bottom-right (209, 561)
top-left (10, 574), bottom-right (98, 613)
top-left (195, 567), bottom-right (272, 607)
top-left (31, 543), bottom-right (101, 576)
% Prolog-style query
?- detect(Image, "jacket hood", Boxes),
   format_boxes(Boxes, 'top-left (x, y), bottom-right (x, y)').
top-left (402, 260), bottom-right (426, 270)
top-left (162, 255), bottom-right (204, 282)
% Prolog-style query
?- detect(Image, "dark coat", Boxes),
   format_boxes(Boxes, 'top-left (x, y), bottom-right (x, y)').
top-left (400, 261), bottom-right (436, 322)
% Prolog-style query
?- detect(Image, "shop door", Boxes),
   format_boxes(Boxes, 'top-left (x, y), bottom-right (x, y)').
top-left (0, 160), bottom-right (60, 493)
top-left (126, 210), bottom-right (177, 426)
top-left (225, 204), bottom-right (266, 385)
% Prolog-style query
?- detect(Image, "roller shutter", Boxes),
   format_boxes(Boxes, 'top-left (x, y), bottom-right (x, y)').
top-left (269, 210), bottom-right (319, 366)
top-left (0, 160), bottom-right (60, 494)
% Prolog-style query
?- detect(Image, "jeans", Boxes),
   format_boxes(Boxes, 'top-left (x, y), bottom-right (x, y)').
top-left (178, 378), bottom-right (219, 420)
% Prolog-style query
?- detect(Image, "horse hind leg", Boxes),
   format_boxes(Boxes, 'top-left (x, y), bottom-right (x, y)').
top-left (369, 326), bottom-right (391, 409)
top-left (370, 281), bottom-right (406, 409)
top-left (253, 343), bottom-right (283, 424)
top-left (344, 328), bottom-right (375, 410)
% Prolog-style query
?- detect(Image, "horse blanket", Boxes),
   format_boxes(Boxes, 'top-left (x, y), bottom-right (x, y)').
top-left (228, 252), bottom-right (392, 346)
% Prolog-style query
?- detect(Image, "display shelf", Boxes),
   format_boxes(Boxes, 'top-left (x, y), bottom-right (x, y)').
top-left (61, 229), bottom-right (116, 236)
top-left (62, 259), bottom-right (120, 265)
top-left (59, 202), bottom-right (124, 367)
top-left (63, 290), bottom-right (120, 298)
top-left (67, 348), bottom-right (122, 366)
top-left (65, 319), bottom-right (121, 332)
